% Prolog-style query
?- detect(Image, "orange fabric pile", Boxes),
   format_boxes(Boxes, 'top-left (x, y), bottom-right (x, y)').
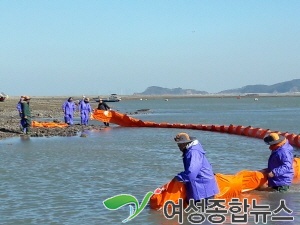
top-left (91, 109), bottom-right (148, 127)
top-left (214, 170), bottom-right (267, 199)
top-left (150, 179), bottom-right (186, 210)
top-left (32, 121), bottom-right (68, 128)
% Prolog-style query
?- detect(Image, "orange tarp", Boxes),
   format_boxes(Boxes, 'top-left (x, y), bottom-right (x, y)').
top-left (32, 121), bottom-right (68, 128)
top-left (90, 110), bottom-right (112, 123)
top-left (91, 109), bottom-right (151, 127)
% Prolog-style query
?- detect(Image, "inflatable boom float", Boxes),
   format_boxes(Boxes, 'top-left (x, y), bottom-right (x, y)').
top-left (91, 109), bottom-right (300, 148)
top-left (91, 110), bottom-right (300, 208)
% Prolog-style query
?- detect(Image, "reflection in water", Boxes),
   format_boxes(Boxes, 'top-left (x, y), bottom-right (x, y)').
top-left (20, 135), bottom-right (31, 142)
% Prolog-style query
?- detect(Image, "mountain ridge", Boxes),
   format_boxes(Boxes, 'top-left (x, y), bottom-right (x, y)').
top-left (134, 79), bottom-right (300, 95)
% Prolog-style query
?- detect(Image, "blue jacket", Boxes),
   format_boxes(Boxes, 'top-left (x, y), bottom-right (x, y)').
top-left (268, 141), bottom-right (294, 187)
top-left (175, 140), bottom-right (219, 201)
top-left (16, 102), bottom-right (22, 113)
top-left (62, 101), bottom-right (76, 115)
top-left (79, 101), bottom-right (92, 114)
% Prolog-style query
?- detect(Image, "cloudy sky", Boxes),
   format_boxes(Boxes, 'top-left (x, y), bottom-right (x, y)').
top-left (1, 0), bottom-right (299, 96)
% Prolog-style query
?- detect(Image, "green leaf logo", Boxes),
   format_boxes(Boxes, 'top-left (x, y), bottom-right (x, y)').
top-left (103, 191), bottom-right (153, 223)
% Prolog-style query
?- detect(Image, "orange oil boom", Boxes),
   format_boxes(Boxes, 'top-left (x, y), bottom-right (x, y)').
top-left (91, 110), bottom-right (300, 207)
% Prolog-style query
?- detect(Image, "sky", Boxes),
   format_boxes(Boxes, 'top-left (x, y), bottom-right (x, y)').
top-left (1, 0), bottom-right (300, 96)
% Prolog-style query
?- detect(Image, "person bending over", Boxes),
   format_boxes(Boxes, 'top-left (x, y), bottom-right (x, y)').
top-left (173, 132), bottom-right (219, 206)
top-left (262, 133), bottom-right (294, 192)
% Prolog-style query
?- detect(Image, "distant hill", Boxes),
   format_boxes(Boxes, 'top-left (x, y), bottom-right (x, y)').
top-left (134, 86), bottom-right (208, 95)
top-left (218, 79), bottom-right (300, 94)
top-left (134, 79), bottom-right (300, 95)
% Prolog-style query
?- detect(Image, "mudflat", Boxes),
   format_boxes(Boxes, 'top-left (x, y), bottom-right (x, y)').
top-left (0, 97), bottom-right (103, 140)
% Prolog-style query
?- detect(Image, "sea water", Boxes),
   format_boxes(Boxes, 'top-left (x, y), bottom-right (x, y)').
top-left (0, 96), bottom-right (300, 225)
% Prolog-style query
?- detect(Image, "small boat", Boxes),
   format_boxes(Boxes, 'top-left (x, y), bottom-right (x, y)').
top-left (93, 94), bottom-right (121, 103)
top-left (0, 92), bottom-right (8, 102)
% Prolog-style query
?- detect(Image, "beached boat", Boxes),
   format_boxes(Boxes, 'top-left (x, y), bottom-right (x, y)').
top-left (93, 94), bottom-right (121, 102)
top-left (0, 92), bottom-right (8, 102)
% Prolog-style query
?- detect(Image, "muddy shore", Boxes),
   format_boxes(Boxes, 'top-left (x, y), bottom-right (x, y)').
top-left (0, 97), bottom-right (106, 140)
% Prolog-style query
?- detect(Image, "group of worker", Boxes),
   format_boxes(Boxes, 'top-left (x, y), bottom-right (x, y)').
top-left (62, 96), bottom-right (111, 126)
top-left (16, 96), bottom-right (111, 134)
top-left (173, 131), bottom-right (294, 206)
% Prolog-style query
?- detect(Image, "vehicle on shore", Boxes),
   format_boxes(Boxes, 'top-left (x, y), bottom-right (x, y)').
top-left (93, 94), bottom-right (121, 102)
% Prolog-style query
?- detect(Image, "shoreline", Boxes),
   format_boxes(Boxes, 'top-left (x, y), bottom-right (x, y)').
top-left (0, 97), bottom-right (105, 140)
top-left (128, 93), bottom-right (300, 100)
top-left (1, 94), bottom-right (300, 140)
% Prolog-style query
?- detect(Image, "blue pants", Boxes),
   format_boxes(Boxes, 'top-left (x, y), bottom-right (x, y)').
top-left (64, 114), bottom-right (74, 125)
top-left (21, 118), bottom-right (31, 134)
top-left (81, 112), bottom-right (89, 125)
